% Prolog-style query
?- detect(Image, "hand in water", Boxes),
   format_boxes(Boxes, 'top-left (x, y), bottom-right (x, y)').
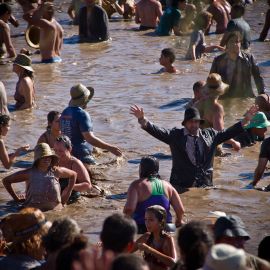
top-left (109, 145), bottom-right (122, 157)
top-left (130, 105), bottom-right (144, 120)
top-left (232, 141), bottom-right (241, 151)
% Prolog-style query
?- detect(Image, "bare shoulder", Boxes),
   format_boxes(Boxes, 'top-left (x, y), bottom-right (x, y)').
top-left (0, 20), bottom-right (8, 29)
top-left (214, 103), bottom-right (224, 113)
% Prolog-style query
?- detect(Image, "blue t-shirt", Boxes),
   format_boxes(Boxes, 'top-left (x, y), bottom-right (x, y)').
top-left (156, 7), bottom-right (181, 36)
top-left (60, 106), bottom-right (93, 158)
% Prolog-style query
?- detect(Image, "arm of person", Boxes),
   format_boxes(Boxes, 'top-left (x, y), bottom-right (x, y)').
top-left (130, 105), bottom-right (171, 144)
top-left (132, 233), bottom-right (150, 253)
top-left (9, 14), bottom-right (19, 27)
top-left (67, 2), bottom-right (76, 20)
top-left (204, 45), bottom-right (225, 53)
top-left (172, 12), bottom-right (181, 36)
top-left (2, 169), bottom-right (29, 202)
top-left (252, 158), bottom-right (268, 187)
top-left (16, 77), bottom-right (34, 110)
top-left (170, 186), bottom-right (185, 226)
top-left (55, 167), bottom-right (77, 204)
top-left (156, 1), bottom-right (163, 19)
top-left (2, 23), bottom-right (16, 58)
top-left (123, 182), bottom-right (138, 216)
top-left (114, 2), bottom-right (125, 15)
top-left (191, 44), bottom-right (196, 61)
top-left (259, 9), bottom-right (270, 41)
top-left (72, 160), bottom-right (92, 192)
top-left (250, 54), bottom-right (266, 95)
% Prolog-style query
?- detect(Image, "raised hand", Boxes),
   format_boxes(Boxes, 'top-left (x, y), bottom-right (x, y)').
top-left (242, 104), bottom-right (259, 126)
top-left (130, 105), bottom-right (144, 120)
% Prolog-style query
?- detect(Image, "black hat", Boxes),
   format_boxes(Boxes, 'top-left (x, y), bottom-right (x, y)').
top-left (214, 215), bottom-right (250, 241)
top-left (182, 107), bottom-right (204, 126)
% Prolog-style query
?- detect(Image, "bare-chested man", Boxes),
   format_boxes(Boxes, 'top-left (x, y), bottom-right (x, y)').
top-left (0, 3), bottom-right (16, 58)
top-left (24, 1), bottom-right (63, 63)
top-left (135, 0), bottom-right (162, 31)
top-left (195, 73), bottom-right (241, 154)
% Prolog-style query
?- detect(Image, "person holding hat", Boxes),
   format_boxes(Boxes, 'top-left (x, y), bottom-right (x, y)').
top-left (195, 73), bottom-right (241, 154)
top-left (2, 143), bottom-right (76, 211)
top-left (13, 53), bottom-right (35, 110)
top-left (0, 207), bottom-right (51, 269)
top-left (130, 104), bottom-right (257, 191)
top-left (60, 84), bottom-right (122, 170)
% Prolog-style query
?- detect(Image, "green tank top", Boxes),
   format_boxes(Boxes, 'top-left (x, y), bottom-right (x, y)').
top-left (149, 177), bottom-right (165, 196)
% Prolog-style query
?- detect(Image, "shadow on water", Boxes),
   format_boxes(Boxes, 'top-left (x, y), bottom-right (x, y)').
top-left (258, 60), bottom-right (270, 67)
top-left (159, 98), bottom-right (191, 111)
top-left (238, 172), bottom-right (270, 181)
top-left (128, 152), bottom-right (172, 164)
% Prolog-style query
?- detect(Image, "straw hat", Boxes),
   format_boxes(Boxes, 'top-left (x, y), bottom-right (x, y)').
top-left (203, 244), bottom-right (247, 270)
top-left (245, 112), bottom-right (270, 129)
top-left (0, 208), bottom-right (51, 242)
top-left (25, 25), bottom-right (40, 49)
top-left (13, 53), bottom-right (34, 72)
top-left (202, 73), bottom-right (229, 98)
top-left (33, 143), bottom-right (58, 166)
top-left (69, 84), bottom-right (95, 107)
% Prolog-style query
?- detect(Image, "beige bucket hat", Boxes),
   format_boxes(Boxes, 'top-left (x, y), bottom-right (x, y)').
top-left (25, 25), bottom-right (40, 49)
top-left (69, 84), bottom-right (95, 107)
top-left (33, 143), bottom-right (58, 166)
top-left (13, 53), bottom-right (34, 72)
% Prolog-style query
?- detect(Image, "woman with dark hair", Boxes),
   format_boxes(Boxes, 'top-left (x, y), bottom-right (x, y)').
top-left (172, 221), bottom-right (213, 270)
top-left (2, 143), bottom-right (76, 211)
top-left (37, 111), bottom-right (61, 148)
top-left (13, 54), bottom-right (35, 110)
top-left (0, 114), bottom-right (30, 169)
top-left (124, 156), bottom-right (185, 234)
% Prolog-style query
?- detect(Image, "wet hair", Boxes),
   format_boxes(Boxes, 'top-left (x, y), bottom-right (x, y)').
top-left (42, 217), bottom-right (81, 253)
top-left (224, 31), bottom-right (242, 46)
top-left (231, 4), bottom-right (245, 18)
top-left (47, 111), bottom-right (60, 130)
top-left (171, 0), bottom-right (182, 8)
top-left (100, 213), bottom-right (137, 253)
top-left (0, 3), bottom-right (12, 17)
top-left (161, 48), bottom-right (176, 64)
top-left (56, 135), bottom-right (72, 150)
top-left (177, 221), bottom-right (214, 270)
top-left (139, 156), bottom-right (159, 179)
top-left (193, 80), bottom-right (205, 93)
top-left (194, 11), bottom-right (212, 30)
top-left (56, 234), bottom-right (88, 270)
top-left (258, 236), bottom-right (270, 262)
top-left (146, 205), bottom-right (167, 231)
top-left (0, 114), bottom-right (10, 128)
top-left (255, 95), bottom-right (270, 112)
top-left (111, 254), bottom-right (149, 270)
top-left (21, 69), bottom-right (34, 80)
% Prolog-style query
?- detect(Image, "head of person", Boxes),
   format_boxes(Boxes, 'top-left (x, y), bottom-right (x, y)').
top-left (42, 1), bottom-right (55, 19)
top-left (69, 84), bottom-right (94, 109)
top-left (0, 114), bottom-right (10, 137)
top-left (178, 221), bottom-right (214, 270)
top-left (230, 4), bottom-right (245, 19)
top-left (42, 217), bottom-right (82, 255)
top-left (33, 143), bottom-right (59, 170)
top-left (54, 135), bottom-right (73, 160)
top-left (185, 4), bottom-right (197, 20)
top-left (111, 254), bottom-right (150, 270)
top-left (47, 111), bottom-right (61, 131)
top-left (13, 54), bottom-right (34, 78)
top-left (193, 80), bottom-right (206, 100)
top-left (194, 11), bottom-right (213, 31)
top-left (100, 213), bottom-right (137, 254)
top-left (139, 156), bottom-right (159, 179)
top-left (202, 73), bottom-right (229, 99)
top-left (244, 112), bottom-right (270, 138)
top-left (203, 244), bottom-right (247, 270)
top-left (255, 94), bottom-right (270, 112)
top-left (84, 0), bottom-right (96, 6)
top-left (145, 205), bottom-right (167, 234)
top-left (0, 3), bottom-right (12, 22)
top-left (171, 0), bottom-right (186, 10)
top-left (214, 215), bottom-right (250, 249)
top-left (56, 234), bottom-right (88, 270)
top-left (0, 207), bottom-right (51, 260)
top-left (225, 31), bottom-right (242, 56)
top-left (258, 236), bottom-right (270, 262)
top-left (159, 48), bottom-right (176, 66)
top-left (182, 107), bottom-right (204, 135)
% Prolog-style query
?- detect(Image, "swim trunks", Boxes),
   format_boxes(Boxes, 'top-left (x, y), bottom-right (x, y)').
top-left (41, 56), bottom-right (62, 63)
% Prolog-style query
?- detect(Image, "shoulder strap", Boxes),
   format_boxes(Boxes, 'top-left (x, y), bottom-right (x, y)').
top-left (150, 177), bottom-right (165, 195)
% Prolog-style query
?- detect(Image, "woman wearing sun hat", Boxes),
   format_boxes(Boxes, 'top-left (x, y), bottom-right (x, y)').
top-left (60, 84), bottom-right (122, 170)
top-left (2, 143), bottom-right (77, 211)
top-left (13, 53), bottom-right (35, 110)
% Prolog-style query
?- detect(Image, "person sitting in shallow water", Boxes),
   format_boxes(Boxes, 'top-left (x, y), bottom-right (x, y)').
top-left (54, 135), bottom-right (92, 203)
top-left (37, 111), bottom-right (61, 148)
top-left (13, 54), bottom-right (35, 110)
top-left (2, 143), bottom-right (76, 211)
top-left (0, 114), bottom-right (30, 169)
top-left (157, 48), bottom-right (178, 74)
top-left (124, 156), bottom-right (185, 234)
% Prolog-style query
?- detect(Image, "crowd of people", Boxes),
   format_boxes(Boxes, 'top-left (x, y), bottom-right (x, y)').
top-left (0, 0), bottom-right (269, 269)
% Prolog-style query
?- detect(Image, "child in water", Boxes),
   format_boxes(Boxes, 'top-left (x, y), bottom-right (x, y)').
top-left (133, 205), bottom-right (176, 270)
top-left (158, 48), bottom-right (178, 74)
top-left (186, 11), bottom-right (224, 61)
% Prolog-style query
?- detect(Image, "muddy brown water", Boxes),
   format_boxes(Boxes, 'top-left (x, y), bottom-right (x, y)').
top-left (0, 0), bottom-right (269, 255)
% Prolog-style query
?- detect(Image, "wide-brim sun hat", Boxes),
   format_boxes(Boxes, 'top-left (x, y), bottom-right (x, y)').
top-left (25, 25), bottom-right (40, 49)
top-left (202, 73), bottom-right (229, 98)
top-left (245, 112), bottom-right (270, 129)
top-left (13, 53), bottom-right (34, 72)
top-left (69, 84), bottom-right (95, 107)
top-left (0, 207), bottom-right (51, 243)
top-left (182, 107), bottom-right (204, 126)
top-left (33, 143), bottom-right (58, 166)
